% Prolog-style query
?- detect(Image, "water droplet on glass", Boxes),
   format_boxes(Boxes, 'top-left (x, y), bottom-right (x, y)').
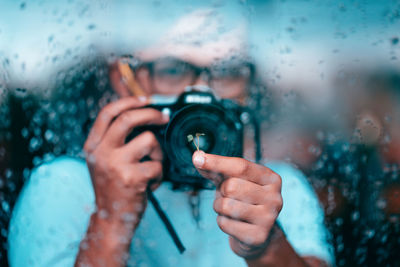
top-left (87, 24), bottom-right (96, 30)
top-left (29, 137), bottom-right (41, 152)
top-left (1, 201), bottom-right (10, 214)
top-left (44, 130), bottom-right (54, 142)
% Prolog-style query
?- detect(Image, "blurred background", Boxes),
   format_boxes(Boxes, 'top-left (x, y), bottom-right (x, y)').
top-left (0, 0), bottom-right (399, 266)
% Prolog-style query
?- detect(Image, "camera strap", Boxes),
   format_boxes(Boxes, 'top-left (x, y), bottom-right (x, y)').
top-left (242, 107), bottom-right (262, 164)
top-left (253, 114), bottom-right (262, 164)
top-left (188, 190), bottom-right (201, 227)
top-left (146, 187), bottom-right (186, 254)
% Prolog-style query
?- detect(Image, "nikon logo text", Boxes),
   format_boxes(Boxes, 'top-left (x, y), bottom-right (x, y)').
top-left (185, 95), bottom-right (212, 104)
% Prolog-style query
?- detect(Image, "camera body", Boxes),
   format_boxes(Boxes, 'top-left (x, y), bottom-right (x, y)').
top-left (130, 87), bottom-right (245, 190)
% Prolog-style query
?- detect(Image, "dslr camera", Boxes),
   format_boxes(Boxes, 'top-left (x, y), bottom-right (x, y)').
top-left (130, 86), bottom-right (250, 190)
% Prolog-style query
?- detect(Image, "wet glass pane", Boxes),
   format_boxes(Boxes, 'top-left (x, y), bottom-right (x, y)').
top-left (0, 0), bottom-right (399, 266)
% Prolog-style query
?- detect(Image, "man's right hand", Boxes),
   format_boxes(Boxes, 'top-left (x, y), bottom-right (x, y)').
top-left (76, 96), bottom-right (169, 267)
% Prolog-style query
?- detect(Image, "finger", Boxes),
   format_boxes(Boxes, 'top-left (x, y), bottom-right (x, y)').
top-left (220, 178), bottom-right (281, 205)
top-left (192, 151), bottom-right (224, 185)
top-left (103, 108), bottom-right (169, 148)
top-left (134, 161), bottom-right (163, 185)
top-left (196, 169), bottom-right (224, 187)
top-left (192, 151), bottom-right (280, 186)
top-left (217, 215), bottom-right (271, 247)
top-left (84, 97), bottom-right (149, 152)
top-left (214, 197), bottom-right (275, 226)
top-left (121, 131), bottom-right (163, 162)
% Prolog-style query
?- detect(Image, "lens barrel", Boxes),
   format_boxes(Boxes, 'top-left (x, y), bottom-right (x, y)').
top-left (166, 103), bottom-right (241, 161)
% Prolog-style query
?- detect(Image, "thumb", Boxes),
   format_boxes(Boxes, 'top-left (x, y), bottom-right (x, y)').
top-left (192, 150), bottom-right (223, 186)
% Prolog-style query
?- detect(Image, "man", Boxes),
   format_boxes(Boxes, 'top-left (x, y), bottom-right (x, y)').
top-left (8, 9), bottom-right (333, 267)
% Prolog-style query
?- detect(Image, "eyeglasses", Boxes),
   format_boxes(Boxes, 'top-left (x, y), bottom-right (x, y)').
top-left (130, 57), bottom-right (255, 98)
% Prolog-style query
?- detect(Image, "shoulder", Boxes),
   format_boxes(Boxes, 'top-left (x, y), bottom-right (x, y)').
top-left (14, 155), bottom-right (93, 205)
top-left (11, 155), bottom-right (95, 222)
top-left (31, 156), bottom-right (90, 182)
top-left (266, 161), bottom-right (334, 265)
top-left (15, 156), bottom-right (94, 209)
top-left (8, 156), bottom-right (95, 266)
top-left (266, 161), bottom-right (316, 201)
top-left (266, 161), bottom-right (321, 228)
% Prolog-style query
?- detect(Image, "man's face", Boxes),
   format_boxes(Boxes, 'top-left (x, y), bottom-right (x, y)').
top-left (120, 9), bottom-right (253, 102)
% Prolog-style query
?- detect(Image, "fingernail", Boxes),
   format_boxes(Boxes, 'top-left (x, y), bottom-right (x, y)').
top-left (138, 96), bottom-right (147, 102)
top-left (161, 108), bottom-right (170, 121)
top-left (193, 151), bottom-right (205, 167)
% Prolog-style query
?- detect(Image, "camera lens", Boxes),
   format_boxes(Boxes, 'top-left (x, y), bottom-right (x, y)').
top-left (164, 104), bottom-right (242, 169)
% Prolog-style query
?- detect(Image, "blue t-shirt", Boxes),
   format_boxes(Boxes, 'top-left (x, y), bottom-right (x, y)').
top-left (8, 156), bottom-right (334, 266)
